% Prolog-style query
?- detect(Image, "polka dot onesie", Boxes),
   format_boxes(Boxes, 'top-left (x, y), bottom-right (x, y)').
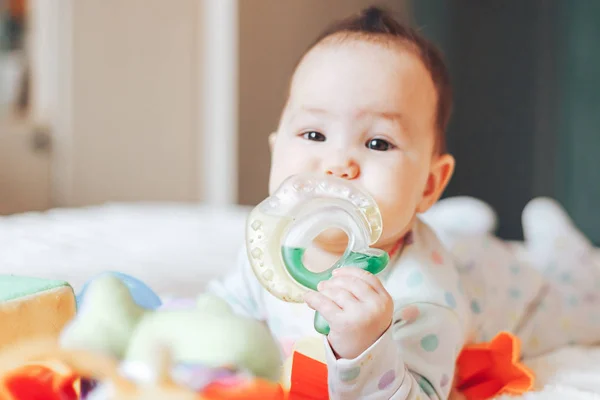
top-left (208, 218), bottom-right (470, 399)
top-left (207, 203), bottom-right (600, 399)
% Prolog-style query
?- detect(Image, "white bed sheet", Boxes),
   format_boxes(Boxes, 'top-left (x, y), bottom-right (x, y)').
top-left (0, 202), bottom-right (250, 297)
top-left (496, 345), bottom-right (600, 399)
top-left (0, 203), bottom-right (598, 399)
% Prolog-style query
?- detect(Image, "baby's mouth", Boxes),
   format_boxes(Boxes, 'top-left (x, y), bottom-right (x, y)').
top-left (274, 174), bottom-right (382, 239)
top-left (314, 227), bottom-right (349, 246)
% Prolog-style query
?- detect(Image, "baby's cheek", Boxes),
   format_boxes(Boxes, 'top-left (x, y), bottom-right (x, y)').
top-left (379, 204), bottom-right (415, 241)
top-left (269, 153), bottom-right (320, 190)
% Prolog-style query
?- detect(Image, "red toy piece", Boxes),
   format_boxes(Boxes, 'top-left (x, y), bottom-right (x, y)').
top-left (202, 376), bottom-right (285, 400)
top-left (455, 331), bottom-right (535, 399)
top-left (1, 362), bottom-right (79, 400)
top-left (287, 351), bottom-right (328, 400)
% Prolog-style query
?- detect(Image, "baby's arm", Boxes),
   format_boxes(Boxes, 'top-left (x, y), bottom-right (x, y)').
top-left (205, 247), bottom-right (266, 320)
top-left (325, 303), bottom-right (463, 399)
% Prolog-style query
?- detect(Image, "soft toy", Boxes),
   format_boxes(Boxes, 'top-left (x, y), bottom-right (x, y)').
top-left (60, 275), bottom-right (283, 383)
top-left (76, 271), bottom-right (163, 310)
top-left (0, 275), bottom-right (76, 353)
top-left (0, 338), bottom-right (285, 400)
top-left (0, 275), bottom-right (285, 399)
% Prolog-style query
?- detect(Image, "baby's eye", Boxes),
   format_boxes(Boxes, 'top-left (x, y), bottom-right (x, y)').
top-left (366, 138), bottom-right (394, 151)
top-left (302, 131), bottom-right (326, 142)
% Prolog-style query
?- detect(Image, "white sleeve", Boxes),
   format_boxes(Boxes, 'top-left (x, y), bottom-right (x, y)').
top-left (325, 303), bottom-right (463, 400)
top-left (205, 247), bottom-right (267, 321)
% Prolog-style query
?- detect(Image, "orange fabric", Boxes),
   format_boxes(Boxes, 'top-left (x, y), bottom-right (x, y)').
top-left (1, 363), bottom-right (79, 400)
top-left (202, 377), bottom-right (285, 400)
top-left (288, 352), bottom-right (329, 400)
top-left (456, 331), bottom-right (535, 399)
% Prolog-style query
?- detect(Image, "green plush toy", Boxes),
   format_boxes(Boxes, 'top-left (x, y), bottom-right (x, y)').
top-left (59, 275), bottom-right (282, 382)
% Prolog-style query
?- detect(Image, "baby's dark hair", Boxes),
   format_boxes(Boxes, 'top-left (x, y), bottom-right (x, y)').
top-left (307, 6), bottom-right (452, 154)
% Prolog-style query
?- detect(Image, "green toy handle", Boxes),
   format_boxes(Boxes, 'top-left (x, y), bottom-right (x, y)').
top-left (314, 312), bottom-right (331, 335)
top-left (282, 247), bottom-right (389, 335)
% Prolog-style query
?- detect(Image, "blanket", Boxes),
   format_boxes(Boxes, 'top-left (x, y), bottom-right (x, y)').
top-left (0, 200), bottom-right (599, 398)
top-left (503, 346), bottom-right (600, 399)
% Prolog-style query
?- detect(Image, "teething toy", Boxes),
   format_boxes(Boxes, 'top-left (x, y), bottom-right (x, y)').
top-left (246, 174), bottom-right (390, 334)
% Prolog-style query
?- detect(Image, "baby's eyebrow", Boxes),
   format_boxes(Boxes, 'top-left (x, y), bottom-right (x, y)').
top-left (290, 106), bottom-right (407, 133)
top-left (299, 106), bottom-right (331, 116)
top-left (286, 106), bottom-right (330, 126)
top-left (297, 106), bottom-right (404, 122)
top-left (358, 109), bottom-right (404, 125)
top-left (359, 109), bottom-right (412, 142)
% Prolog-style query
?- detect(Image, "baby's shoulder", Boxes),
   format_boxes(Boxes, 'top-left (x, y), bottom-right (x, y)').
top-left (383, 218), bottom-right (468, 317)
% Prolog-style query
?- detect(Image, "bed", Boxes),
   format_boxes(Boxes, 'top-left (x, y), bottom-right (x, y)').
top-left (0, 202), bottom-right (599, 399)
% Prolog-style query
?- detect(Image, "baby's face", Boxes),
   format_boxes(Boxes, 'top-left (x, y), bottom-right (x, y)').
top-left (269, 39), bottom-right (450, 252)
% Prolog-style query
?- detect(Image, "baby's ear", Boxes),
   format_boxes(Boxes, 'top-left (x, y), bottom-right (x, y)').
top-left (268, 132), bottom-right (277, 152)
top-left (417, 153), bottom-right (455, 214)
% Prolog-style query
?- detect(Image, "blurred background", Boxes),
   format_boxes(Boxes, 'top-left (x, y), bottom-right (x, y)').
top-left (0, 0), bottom-right (599, 243)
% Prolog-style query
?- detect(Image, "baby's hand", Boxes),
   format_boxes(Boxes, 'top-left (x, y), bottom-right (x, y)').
top-left (304, 267), bottom-right (393, 359)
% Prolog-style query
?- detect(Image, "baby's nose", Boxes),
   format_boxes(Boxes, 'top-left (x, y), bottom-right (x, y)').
top-left (325, 161), bottom-right (359, 180)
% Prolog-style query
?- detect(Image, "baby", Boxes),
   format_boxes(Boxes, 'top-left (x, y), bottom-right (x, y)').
top-left (208, 6), bottom-right (600, 399)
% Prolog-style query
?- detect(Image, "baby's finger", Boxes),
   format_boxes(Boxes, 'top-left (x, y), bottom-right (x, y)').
top-left (332, 267), bottom-right (386, 293)
top-left (321, 286), bottom-right (360, 309)
top-left (303, 291), bottom-right (343, 323)
top-left (320, 275), bottom-right (378, 302)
